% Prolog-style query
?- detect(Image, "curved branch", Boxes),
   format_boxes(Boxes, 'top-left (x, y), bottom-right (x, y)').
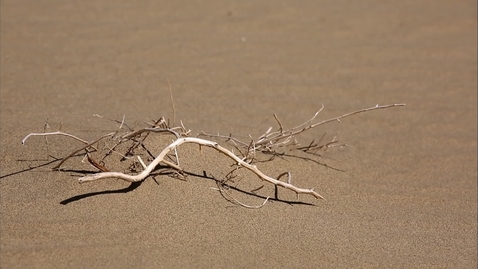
top-left (22, 131), bottom-right (89, 145)
top-left (78, 137), bottom-right (324, 199)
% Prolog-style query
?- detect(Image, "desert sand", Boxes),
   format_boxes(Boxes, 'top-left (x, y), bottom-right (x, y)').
top-left (1, 1), bottom-right (476, 268)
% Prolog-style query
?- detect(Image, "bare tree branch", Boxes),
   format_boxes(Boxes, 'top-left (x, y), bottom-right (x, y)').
top-left (21, 103), bottom-right (405, 207)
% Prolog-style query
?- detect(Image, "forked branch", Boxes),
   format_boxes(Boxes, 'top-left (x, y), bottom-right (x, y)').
top-left (78, 137), bottom-right (324, 199)
top-left (21, 103), bottom-right (405, 206)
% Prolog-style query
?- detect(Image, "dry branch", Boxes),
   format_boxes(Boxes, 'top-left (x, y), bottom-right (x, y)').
top-left (200, 103), bottom-right (405, 161)
top-left (77, 137), bottom-right (324, 199)
top-left (22, 103), bottom-right (405, 207)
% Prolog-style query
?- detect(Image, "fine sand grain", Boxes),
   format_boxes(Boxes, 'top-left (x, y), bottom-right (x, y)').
top-left (1, 1), bottom-right (476, 268)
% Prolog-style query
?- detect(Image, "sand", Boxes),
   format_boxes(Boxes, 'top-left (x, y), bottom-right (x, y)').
top-left (1, 0), bottom-right (476, 268)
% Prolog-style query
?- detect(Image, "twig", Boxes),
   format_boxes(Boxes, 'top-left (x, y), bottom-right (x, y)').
top-left (86, 153), bottom-right (109, 172)
top-left (43, 119), bottom-right (51, 159)
top-left (213, 182), bottom-right (270, 209)
top-left (52, 133), bottom-right (115, 170)
top-left (22, 131), bottom-right (89, 145)
top-left (273, 114), bottom-right (283, 133)
top-left (253, 103), bottom-right (405, 153)
top-left (167, 78), bottom-right (176, 126)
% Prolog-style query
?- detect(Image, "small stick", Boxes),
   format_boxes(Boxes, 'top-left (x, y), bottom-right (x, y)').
top-left (22, 131), bottom-right (89, 145)
top-left (87, 153), bottom-right (109, 172)
top-left (112, 115), bottom-right (126, 138)
top-left (167, 78), bottom-right (176, 126)
top-left (137, 156), bottom-right (147, 169)
top-left (214, 182), bottom-right (270, 209)
top-left (273, 113), bottom-right (284, 133)
top-left (52, 132), bottom-right (115, 170)
top-left (43, 119), bottom-right (50, 159)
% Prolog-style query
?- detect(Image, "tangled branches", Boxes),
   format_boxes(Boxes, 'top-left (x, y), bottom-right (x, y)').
top-left (22, 103), bottom-right (405, 208)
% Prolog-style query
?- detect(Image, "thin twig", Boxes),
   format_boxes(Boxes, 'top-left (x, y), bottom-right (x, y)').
top-left (52, 132), bottom-right (115, 170)
top-left (167, 78), bottom-right (176, 126)
top-left (213, 182), bottom-right (270, 209)
top-left (253, 103), bottom-right (405, 152)
top-left (273, 114), bottom-right (284, 133)
top-left (22, 131), bottom-right (89, 145)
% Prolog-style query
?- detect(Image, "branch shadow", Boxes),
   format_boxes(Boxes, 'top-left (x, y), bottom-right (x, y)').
top-left (183, 170), bottom-right (317, 207)
top-left (0, 158), bottom-right (60, 179)
top-left (6, 159), bottom-right (316, 207)
top-left (1, 153), bottom-right (86, 180)
top-left (2, 158), bottom-right (143, 205)
top-left (258, 152), bottom-right (345, 172)
top-left (60, 181), bottom-right (143, 205)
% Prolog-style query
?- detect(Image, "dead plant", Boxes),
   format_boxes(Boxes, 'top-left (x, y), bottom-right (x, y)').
top-left (22, 101), bottom-right (404, 208)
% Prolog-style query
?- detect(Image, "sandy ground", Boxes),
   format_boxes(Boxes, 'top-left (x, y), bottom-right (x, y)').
top-left (1, 1), bottom-right (476, 268)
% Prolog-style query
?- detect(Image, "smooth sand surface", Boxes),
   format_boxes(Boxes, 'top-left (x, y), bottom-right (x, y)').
top-left (1, 1), bottom-right (476, 268)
